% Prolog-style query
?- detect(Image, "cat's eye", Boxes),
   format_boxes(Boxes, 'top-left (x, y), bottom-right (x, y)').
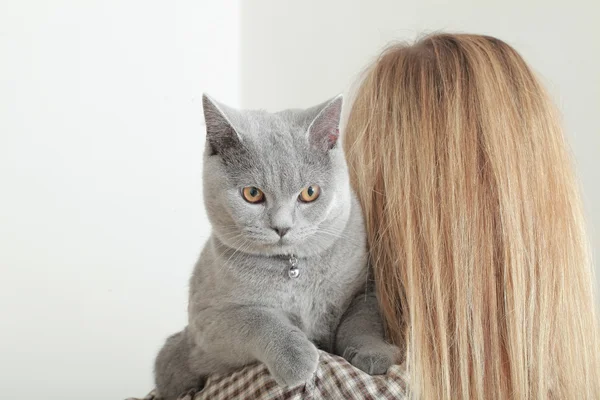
top-left (242, 186), bottom-right (265, 203)
top-left (299, 185), bottom-right (320, 203)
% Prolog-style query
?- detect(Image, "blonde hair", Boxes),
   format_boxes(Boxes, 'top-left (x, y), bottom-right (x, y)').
top-left (344, 33), bottom-right (600, 399)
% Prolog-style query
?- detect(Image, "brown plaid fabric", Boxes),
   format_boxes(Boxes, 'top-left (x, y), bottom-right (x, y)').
top-left (128, 351), bottom-right (408, 400)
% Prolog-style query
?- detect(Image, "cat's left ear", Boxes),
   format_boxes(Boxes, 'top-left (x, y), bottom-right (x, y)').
top-left (202, 94), bottom-right (243, 156)
top-left (307, 95), bottom-right (343, 152)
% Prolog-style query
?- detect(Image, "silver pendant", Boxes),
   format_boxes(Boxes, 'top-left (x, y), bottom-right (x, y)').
top-left (288, 254), bottom-right (300, 279)
top-left (288, 267), bottom-right (300, 279)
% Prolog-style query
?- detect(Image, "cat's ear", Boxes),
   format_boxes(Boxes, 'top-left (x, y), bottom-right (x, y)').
top-left (202, 94), bottom-right (242, 155)
top-left (306, 95), bottom-right (343, 152)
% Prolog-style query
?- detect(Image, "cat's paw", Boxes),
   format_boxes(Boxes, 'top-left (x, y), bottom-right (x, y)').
top-left (347, 343), bottom-right (401, 375)
top-left (267, 333), bottom-right (320, 387)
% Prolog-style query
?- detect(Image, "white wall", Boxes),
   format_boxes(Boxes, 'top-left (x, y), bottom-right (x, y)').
top-left (240, 0), bottom-right (600, 299)
top-left (0, 1), bottom-right (239, 399)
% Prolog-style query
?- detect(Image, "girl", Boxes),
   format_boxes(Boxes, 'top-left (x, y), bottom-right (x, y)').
top-left (137, 33), bottom-right (600, 400)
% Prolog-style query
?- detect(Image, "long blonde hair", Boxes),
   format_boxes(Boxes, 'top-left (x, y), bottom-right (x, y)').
top-left (344, 33), bottom-right (600, 399)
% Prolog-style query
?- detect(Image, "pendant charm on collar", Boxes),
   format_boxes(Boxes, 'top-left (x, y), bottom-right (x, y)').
top-left (288, 254), bottom-right (300, 279)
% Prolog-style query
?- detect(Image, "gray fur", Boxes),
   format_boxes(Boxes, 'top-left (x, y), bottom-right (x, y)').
top-left (154, 95), bottom-right (399, 400)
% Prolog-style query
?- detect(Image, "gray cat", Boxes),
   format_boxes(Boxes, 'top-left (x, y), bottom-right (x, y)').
top-left (154, 95), bottom-right (399, 400)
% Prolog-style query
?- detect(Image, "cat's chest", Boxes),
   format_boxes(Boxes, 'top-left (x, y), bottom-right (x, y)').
top-left (207, 242), bottom-right (367, 344)
top-left (282, 283), bottom-right (341, 346)
top-left (273, 254), bottom-right (366, 345)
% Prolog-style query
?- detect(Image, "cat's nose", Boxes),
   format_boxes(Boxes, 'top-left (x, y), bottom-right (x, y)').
top-left (273, 227), bottom-right (290, 237)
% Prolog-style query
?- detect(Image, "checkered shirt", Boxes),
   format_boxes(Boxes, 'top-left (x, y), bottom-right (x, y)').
top-left (128, 350), bottom-right (408, 400)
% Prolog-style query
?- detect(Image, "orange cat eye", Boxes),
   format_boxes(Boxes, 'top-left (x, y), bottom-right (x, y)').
top-left (299, 185), bottom-right (320, 202)
top-left (242, 186), bottom-right (265, 203)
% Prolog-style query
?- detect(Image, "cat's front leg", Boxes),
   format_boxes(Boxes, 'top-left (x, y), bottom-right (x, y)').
top-left (192, 306), bottom-right (319, 386)
top-left (335, 288), bottom-right (402, 375)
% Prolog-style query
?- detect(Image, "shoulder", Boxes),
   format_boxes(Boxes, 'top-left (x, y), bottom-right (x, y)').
top-left (130, 351), bottom-right (409, 400)
top-left (195, 351), bottom-right (408, 400)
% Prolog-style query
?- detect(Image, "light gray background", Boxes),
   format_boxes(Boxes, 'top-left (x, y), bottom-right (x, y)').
top-left (0, 1), bottom-right (598, 399)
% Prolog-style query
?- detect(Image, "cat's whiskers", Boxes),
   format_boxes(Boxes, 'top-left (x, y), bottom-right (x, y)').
top-left (315, 227), bottom-right (364, 246)
top-left (222, 237), bottom-right (254, 270)
top-left (215, 227), bottom-right (243, 238)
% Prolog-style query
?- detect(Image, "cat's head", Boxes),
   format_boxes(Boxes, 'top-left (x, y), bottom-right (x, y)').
top-left (202, 94), bottom-right (352, 257)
